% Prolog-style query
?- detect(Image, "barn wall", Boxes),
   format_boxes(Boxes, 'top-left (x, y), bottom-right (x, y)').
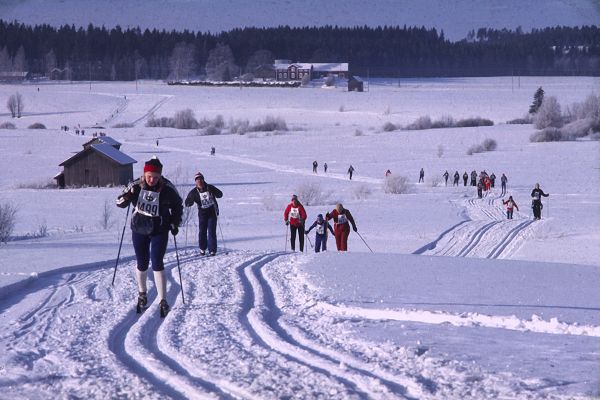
top-left (63, 152), bottom-right (132, 187)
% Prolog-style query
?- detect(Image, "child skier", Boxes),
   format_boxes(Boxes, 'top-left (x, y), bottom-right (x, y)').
top-left (305, 214), bottom-right (334, 253)
top-left (502, 196), bottom-right (519, 219)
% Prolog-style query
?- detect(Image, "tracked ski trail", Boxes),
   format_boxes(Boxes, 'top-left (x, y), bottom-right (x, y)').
top-left (242, 253), bottom-right (428, 399)
top-left (416, 192), bottom-right (538, 260)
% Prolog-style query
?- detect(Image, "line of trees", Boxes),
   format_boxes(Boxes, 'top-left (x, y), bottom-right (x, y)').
top-left (0, 20), bottom-right (598, 81)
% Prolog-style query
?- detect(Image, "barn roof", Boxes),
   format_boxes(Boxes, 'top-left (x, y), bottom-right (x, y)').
top-left (59, 143), bottom-right (136, 167)
top-left (312, 63), bottom-right (349, 72)
top-left (82, 136), bottom-right (121, 148)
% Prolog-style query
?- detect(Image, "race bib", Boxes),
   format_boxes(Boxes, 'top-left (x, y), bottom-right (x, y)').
top-left (317, 224), bottom-right (325, 234)
top-left (533, 193), bottom-right (540, 200)
top-left (199, 191), bottom-right (215, 209)
top-left (337, 214), bottom-right (348, 224)
top-left (289, 207), bottom-right (300, 219)
top-left (135, 189), bottom-right (160, 217)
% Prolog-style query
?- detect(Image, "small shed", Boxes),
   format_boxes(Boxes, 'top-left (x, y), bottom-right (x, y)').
top-left (348, 76), bottom-right (364, 92)
top-left (56, 136), bottom-right (136, 188)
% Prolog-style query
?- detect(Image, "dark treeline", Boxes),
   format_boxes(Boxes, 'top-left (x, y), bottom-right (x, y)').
top-left (0, 19), bottom-right (598, 80)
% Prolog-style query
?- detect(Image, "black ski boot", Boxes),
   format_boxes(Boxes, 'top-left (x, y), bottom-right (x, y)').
top-left (159, 299), bottom-right (170, 318)
top-left (136, 292), bottom-right (148, 314)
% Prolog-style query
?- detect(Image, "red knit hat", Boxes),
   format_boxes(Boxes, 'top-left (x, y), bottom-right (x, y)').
top-left (144, 157), bottom-right (163, 174)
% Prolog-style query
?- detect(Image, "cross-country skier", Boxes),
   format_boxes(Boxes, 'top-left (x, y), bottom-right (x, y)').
top-left (305, 214), bottom-right (334, 253)
top-left (419, 168), bottom-right (425, 183)
top-left (490, 172), bottom-right (496, 188)
top-left (284, 194), bottom-right (307, 251)
top-left (471, 170), bottom-right (477, 186)
top-left (463, 171), bottom-right (468, 186)
top-left (500, 173), bottom-right (508, 195)
top-left (531, 183), bottom-right (549, 220)
top-left (502, 196), bottom-right (519, 219)
top-left (324, 162), bottom-right (328, 173)
top-left (116, 157), bottom-right (183, 318)
top-left (453, 171), bottom-right (460, 186)
top-left (348, 165), bottom-right (355, 180)
top-left (326, 203), bottom-right (357, 251)
top-left (443, 170), bottom-right (449, 186)
top-left (312, 160), bottom-right (318, 173)
top-left (185, 172), bottom-right (223, 256)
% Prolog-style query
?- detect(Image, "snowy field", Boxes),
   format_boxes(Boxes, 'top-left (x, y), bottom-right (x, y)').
top-left (0, 77), bottom-right (599, 399)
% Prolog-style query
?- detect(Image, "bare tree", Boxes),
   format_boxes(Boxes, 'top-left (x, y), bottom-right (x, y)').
top-left (7, 92), bottom-right (24, 118)
top-left (12, 45), bottom-right (26, 72)
top-left (0, 202), bottom-right (17, 243)
top-left (169, 42), bottom-right (196, 81)
top-left (100, 200), bottom-right (113, 230)
top-left (205, 43), bottom-right (237, 81)
top-left (45, 49), bottom-right (57, 76)
top-left (245, 49), bottom-right (274, 74)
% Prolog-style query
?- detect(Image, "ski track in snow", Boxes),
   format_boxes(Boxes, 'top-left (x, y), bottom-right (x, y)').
top-left (1, 248), bottom-right (598, 398)
top-left (414, 191), bottom-right (537, 260)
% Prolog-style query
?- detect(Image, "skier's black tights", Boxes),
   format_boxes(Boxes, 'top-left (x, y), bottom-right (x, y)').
top-left (290, 225), bottom-right (304, 252)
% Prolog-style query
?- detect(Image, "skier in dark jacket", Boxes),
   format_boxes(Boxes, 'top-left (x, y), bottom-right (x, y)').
top-left (185, 172), bottom-right (223, 256)
top-left (453, 171), bottom-right (460, 186)
top-left (500, 173), bottom-right (508, 195)
top-left (312, 160), bottom-right (318, 173)
top-left (348, 165), bottom-right (355, 180)
top-left (305, 214), bottom-right (334, 253)
top-left (419, 168), bottom-right (425, 183)
top-left (116, 157), bottom-right (183, 317)
top-left (471, 170), bottom-right (477, 186)
top-left (490, 173), bottom-right (496, 188)
top-left (531, 183), bottom-right (549, 220)
top-left (326, 203), bottom-right (357, 251)
top-left (463, 171), bottom-right (468, 186)
top-left (443, 170), bottom-right (449, 186)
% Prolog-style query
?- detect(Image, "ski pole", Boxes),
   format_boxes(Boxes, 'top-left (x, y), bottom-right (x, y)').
top-left (172, 234), bottom-right (185, 304)
top-left (111, 204), bottom-right (130, 286)
top-left (306, 233), bottom-right (314, 249)
top-left (356, 231), bottom-right (374, 253)
top-left (217, 218), bottom-right (227, 254)
top-left (285, 224), bottom-right (288, 251)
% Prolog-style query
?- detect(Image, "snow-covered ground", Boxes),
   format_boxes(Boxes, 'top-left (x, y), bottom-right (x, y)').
top-left (0, 77), bottom-right (599, 399)
top-left (1, 0), bottom-right (599, 41)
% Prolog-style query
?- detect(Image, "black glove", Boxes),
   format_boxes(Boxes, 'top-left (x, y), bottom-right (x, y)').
top-left (325, 212), bottom-right (330, 219)
top-left (285, 220), bottom-right (289, 226)
top-left (170, 224), bottom-right (179, 236)
top-left (353, 226), bottom-right (358, 232)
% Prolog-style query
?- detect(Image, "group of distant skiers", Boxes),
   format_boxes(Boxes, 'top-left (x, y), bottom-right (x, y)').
top-left (312, 160), bottom-right (356, 180)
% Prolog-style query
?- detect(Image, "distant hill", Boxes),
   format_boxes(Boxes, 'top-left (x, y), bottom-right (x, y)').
top-left (0, 0), bottom-right (599, 41)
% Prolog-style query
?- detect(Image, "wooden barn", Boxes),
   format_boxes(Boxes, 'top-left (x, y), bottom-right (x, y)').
top-left (348, 76), bottom-right (364, 92)
top-left (55, 136), bottom-right (136, 188)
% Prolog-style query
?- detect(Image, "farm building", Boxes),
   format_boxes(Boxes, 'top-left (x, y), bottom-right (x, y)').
top-left (348, 76), bottom-right (364, 92)
top-left (55, 136), bottom-right (136, 188)
top-left (274, 62), bottom-right (312, 81)
top-left (312, 63), bottom-right (349, 79)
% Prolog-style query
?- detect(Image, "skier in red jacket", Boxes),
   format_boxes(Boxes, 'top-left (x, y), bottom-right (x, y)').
top-left (326, 203), bottom-right (357, 251)
top-left (283, 194), bottom-right (307, 251)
